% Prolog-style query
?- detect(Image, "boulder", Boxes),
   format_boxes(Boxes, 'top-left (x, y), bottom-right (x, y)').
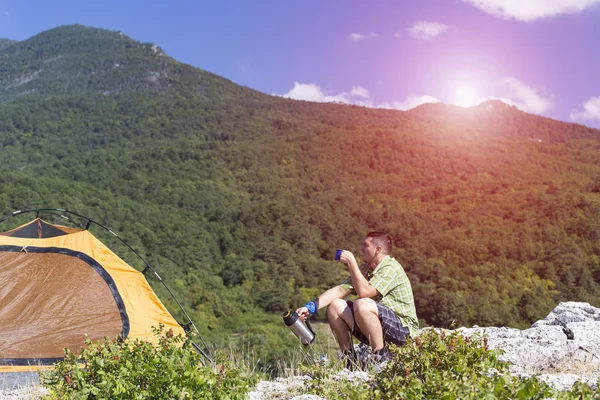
top-left (457, 302), bottom-right (600, 390)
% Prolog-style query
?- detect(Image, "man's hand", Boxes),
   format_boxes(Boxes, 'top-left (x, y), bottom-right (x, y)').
top-left (296, 306), bottom-right (309, 322)
top-left (339, 250), bottom-right (378, 298)
top-left (339, 250), bottom-right (357, 267)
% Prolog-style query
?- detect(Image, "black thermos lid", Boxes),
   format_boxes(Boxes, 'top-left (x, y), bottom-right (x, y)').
top-left (282, 310), bottom-right (298, 326)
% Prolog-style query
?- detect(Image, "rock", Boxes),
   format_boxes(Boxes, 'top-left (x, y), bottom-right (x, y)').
top-left (0, 387), bottom-right (48, 400)
top-left (532, 301), bottom-right (600, 328)
top-left (568, 322), bottom-right (599, 341)
top-left (247, 375), bottom-right (318, 400)
top-left (248, 369), bottom-right (370, 399)
top-left (456, 302), bottom-right (600, 390)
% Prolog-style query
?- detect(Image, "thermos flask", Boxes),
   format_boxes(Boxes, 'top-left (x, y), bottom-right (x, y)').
top-left (283, 310), bottom-right (316, 345)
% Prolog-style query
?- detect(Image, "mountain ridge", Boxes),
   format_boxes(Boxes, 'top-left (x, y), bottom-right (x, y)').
top-left (406, 99), bottom-right (599, 143)
top-left (1, 25), bottom-right (598, 137)
top-left (0, 24), bottom-right (268, 105)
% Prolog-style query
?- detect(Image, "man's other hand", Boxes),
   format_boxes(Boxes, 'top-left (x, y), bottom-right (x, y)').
top-left (296, 306), bottom-right (309, 321)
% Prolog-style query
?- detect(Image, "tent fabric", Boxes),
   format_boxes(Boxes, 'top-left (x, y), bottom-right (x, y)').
top-left (0, 219), bottom-right (79, 239)
top-left (0, 218), bottom-right (185, 372)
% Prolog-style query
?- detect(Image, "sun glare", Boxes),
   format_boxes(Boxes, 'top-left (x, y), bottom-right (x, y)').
top-left (454, 85), bottom-right (480, 108)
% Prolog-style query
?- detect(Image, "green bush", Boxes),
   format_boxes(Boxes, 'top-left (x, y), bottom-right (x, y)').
top-left (302, 328), bottom-right (599, 399)
top-left (40, 325), bottom-right (258, 399)
top-left (371, 329), bottom-right (553, 399)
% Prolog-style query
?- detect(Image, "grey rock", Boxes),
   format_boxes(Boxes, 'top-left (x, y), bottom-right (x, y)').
top-left (247, 375), bottom-right (315, 400)
top-left (457, 302), bottom-right (600, 391)
top-left (0, 387), bottom-right (48, 400)
top-left (533, 302), bottom-right (600, 328)
top-left (568, 321), bottom-right (600, 341)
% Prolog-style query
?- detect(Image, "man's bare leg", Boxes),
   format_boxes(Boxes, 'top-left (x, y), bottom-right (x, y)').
top-left (353, 298), bottom-right (384, 351)
top-left (326, 298), bottom-right (355, 350)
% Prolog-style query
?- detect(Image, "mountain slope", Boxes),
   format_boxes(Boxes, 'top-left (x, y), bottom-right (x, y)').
top-left (1, 24), bottom-right (600, 372)
top-left (0, 38), bottom-right (17, 51)
top-left (0, 24), bottom-right (266, 104)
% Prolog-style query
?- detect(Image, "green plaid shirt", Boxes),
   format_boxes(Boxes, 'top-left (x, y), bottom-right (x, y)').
top-left (341, 255), bottom-right (419, 337)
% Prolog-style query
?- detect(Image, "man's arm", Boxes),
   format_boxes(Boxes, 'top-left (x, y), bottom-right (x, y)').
top-left (348, 264), bottom-right (379, 298)
top-left (317, 285), bottom-right (350, 308)
top-left (340, 251), bottom-right (379, 298)
top-left (296, 284), bottom-right (349, 321)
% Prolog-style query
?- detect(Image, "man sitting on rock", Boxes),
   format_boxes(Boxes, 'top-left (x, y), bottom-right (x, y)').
top-left (296, 232), bottom-right (419, 369)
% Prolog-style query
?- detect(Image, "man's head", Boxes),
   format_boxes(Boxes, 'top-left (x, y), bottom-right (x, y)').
top-left (361, 232), bottom-right (392, 265)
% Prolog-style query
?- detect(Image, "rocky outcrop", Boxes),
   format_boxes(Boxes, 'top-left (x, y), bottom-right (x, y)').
top-left (248, 302), bottom-right (600, 399)
top-left (458, 301), bottom-right (600, 390)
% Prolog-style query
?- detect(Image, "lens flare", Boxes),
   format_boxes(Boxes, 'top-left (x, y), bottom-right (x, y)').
top-left (454, 85), bottom-right (481, 107)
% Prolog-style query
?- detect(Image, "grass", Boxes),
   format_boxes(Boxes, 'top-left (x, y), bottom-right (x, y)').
top-left (274, 320), bottom-right (342, 378)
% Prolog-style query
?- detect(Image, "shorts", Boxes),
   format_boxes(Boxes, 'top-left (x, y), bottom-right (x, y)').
top-left (347, 300), bottom-right (410, 347)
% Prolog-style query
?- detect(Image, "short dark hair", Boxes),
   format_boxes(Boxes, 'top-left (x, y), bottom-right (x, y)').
top-left (367, 232), bottom-right (392, 254)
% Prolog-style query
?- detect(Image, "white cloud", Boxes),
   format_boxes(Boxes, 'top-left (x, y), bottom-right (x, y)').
top-left (350, 86), bottom-right (370, 99)
top-left (408, 21), bottom-right (448, 40)
top-left (279, 83), bottom-right (440, 111)
top-left (280, 82), bottom-right (337, 102)
top-left (464, 0), bottom-right (600, 21)
top-left (280, 82), bottom-right (371, 104)
top-left (394, 31), bottom-right (402, 38)
top-left (570, 97), bottom-right (600, 122)
top-left (497, 77), bottom-right (551, 114)
top-left (348, 32), bottom-right (379, 42)
top-left (377, 95), bottom-right (440, 111)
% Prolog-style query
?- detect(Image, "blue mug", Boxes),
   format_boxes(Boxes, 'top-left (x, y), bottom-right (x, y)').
top-left (335, 249), bottom-right (343, 261)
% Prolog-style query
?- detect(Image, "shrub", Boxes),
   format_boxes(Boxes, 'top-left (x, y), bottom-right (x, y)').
top-left (302, 328), bottom-right (561, 399)
top-left (40, 325), bottom-right (258, 399)
top-left (371, 329), bottom-right (555, 399)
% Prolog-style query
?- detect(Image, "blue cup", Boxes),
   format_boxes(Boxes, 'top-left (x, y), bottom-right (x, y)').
top-left (335, 249), bottom-right (343, 261)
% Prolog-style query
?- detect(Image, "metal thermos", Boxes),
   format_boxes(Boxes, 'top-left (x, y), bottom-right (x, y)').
top-left (283, 310), bottom-right (316, 345)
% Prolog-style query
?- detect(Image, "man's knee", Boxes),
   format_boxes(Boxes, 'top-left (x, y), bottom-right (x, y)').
top-left (353, 298), bottom-right (378, 315)
top-left (327, 298), bottom-right (348, 318)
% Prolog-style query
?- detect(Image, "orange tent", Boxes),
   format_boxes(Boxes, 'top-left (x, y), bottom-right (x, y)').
top-left (0, 217), bottom-right (186, 372)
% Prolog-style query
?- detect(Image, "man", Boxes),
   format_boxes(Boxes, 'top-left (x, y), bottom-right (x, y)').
top-left (296, 232), bottom-right (418, 366)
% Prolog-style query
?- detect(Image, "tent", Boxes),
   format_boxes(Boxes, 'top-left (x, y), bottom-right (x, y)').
top-left (0, 211), bottom-right (207, 372)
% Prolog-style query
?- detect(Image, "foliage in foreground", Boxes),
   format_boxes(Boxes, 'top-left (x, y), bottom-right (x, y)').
top-left (40, 325), bottom-right (259, 400)
top-left (302, 328), bottom-right (599, 399)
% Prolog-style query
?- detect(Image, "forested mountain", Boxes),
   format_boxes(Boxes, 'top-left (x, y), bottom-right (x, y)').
top-left (0, 39), bottom-right (16, 52)
top-left (1, 25), bottom-right (600, 372)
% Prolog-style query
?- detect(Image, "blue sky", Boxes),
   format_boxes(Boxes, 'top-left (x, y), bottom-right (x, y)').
top-left (1, 0), bottom-right (600, 128)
